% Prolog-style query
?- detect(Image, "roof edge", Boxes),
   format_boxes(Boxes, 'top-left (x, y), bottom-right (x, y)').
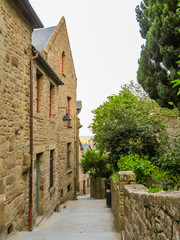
top-left (11, 0), bottom-right (44, 29)
top-left (32, 47), bottom-right (64, 86)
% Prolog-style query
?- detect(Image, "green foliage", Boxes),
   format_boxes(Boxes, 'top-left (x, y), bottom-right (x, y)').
top-left (117, 154), bottom-right (156, 186)
top-left (148, 187), bottom-right (163, 193)
top-left (111, 172), bottom-right (119, 184)
top-left (136, 0), bottom-right (180, 109)
top-left (80, 148), bottom-right (112, 178)
top-left (157, 134), bottom-right (180, 190)
top-left (90, 83), bottom-right (166, 169)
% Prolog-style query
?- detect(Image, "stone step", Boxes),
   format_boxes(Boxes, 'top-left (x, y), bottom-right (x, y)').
top-left (33, 211), bottom-right (115, 233)
top-left (8, 231), bottom-right (121, 240)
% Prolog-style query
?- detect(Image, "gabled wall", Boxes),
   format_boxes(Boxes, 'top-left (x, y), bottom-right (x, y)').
top-left (41, 17), bottom-right (77, 202)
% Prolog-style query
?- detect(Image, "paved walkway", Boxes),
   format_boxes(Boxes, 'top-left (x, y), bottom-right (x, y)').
top-left (8, 195), bottom-right (120, 240)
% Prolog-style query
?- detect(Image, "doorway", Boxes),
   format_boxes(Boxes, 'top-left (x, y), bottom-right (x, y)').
top-left (36, 153), bottom-right (41, 217)
top-left (83, 180), bottom-right (86, 194)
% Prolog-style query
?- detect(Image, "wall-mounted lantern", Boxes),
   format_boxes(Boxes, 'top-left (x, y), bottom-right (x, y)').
top-left (63, 113), bottom-right (71, 127)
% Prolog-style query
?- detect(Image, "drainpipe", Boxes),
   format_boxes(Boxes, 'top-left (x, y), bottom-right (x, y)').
top-left (74, 111), bottom-right (77, 199)
top-left (29, 52), bottom-right (38, 231)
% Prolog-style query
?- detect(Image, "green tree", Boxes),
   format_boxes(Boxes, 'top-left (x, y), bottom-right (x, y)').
top-left (158, 134), bottom-right (180, 190)
top-left (136, 0), bottom-right (180, 109)
top-left (171, 0), bottom-right (180, 95)
top-left (90, 83), bottom-right (166, 170)
top-left (117, 154), bottom-right (157, 186)
top-left (80, 148), bottom-right (112, 178)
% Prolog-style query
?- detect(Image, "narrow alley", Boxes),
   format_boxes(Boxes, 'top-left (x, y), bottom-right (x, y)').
top-left (8, 195), bottom-right (121, 240)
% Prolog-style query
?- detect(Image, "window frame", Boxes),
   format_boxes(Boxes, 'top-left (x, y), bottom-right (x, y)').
top-left (36, 70), bottom-right (43, 113)
top-left (49, 83), bottom-right (55, 117)
top-left (67, 143), bottom-right (71, 169)
top-left (62, 51), bottom-right (66, 75)
top-left (50, 150), bottom-right (54, 188)
top-left (67, 96), bottom-right (71, 116)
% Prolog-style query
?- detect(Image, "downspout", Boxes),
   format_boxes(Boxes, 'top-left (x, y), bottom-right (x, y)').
top-left (29, 51), bottom-right (38, 231)
top-left (74, 111), bottom-right (77, 199)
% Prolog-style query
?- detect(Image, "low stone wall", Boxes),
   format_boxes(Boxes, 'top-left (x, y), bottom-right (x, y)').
top-left (124, 185), bottom-right (180, 240)
top-left (111, 181), bottom-right (121, 231)
top-left (111, 171), bottom-right (180, 240)
top-left (111, 171), bottom-right (136, 239)
top-left (90, 177), bottom-right (106, 199)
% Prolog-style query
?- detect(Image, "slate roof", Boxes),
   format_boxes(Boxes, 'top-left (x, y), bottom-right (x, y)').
top-left (32, 26), bottom-right (56, 51)
top-left (81, 144), bottom-right (92, 153)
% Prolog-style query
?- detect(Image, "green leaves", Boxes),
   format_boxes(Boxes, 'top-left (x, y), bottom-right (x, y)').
top-left (90, 83), bottom-right (166, 168)
top-left (80, 148), bottom-right (112, 178)
top-left (157, 134), bottom-right (180, 190)
top-left (171, 60), bottom-right (180, 95)
top-left (117, 154), bottom-right (156, 186)
top-left (136, 0), bottom-right (180, 109)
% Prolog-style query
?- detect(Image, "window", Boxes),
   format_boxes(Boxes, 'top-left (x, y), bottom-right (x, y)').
top-left (67, 143), bottom-right (71, 169)
top-left (36, 70), bottom-right (42, 112)
top-left (50, 150), bottom-right (54, 188)
top-left (50, 83), bottom-right (55, 117)
top-left (67, 184), bottom-right (71, 193)
top-left (62, 51), bottom-right (66, 75)
top-left (67, 96), bottom-right (71, 116)
top-left (60, 189), bottom-right (63, 198)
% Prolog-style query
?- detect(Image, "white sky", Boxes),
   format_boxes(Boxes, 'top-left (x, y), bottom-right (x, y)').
top-left (29, 0), bottom-right (144, 136)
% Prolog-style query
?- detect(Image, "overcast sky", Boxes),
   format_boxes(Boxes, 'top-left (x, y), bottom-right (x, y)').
top-left (29, 0), bottom-right (144, 136)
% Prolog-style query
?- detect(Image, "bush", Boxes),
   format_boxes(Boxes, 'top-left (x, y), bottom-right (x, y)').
top-left (117, 154), bottom-right (159, 186)
top-left (157, 134), bottom-right (180, 190)
top-left (148, 187), bottom-right (163, 193)
top-left (111, 172), bottom-right (119, 184)
top-left (80, 148), bottom-right (112, 178)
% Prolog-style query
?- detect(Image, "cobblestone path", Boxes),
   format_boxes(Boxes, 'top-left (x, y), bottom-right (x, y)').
top-left (8, 195), bottom-right (120, 240)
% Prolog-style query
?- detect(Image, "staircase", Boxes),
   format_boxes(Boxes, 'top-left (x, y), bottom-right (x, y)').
top-left (8, 195), bottom-right (121, 240)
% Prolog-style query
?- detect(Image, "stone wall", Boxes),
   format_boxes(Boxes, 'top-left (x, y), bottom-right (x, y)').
top-left (111, 171), bottom-right (136, 239)
top-left (31, 59), bottom-right (60, 223)
top-left (111, 171), bottom-right (180, 240)
top-left (90, 177), bottom-right (106, 199)
top-left (124, 185), bottom-right (180, 240)
top-left (42, 17), bottom-right (77, 203)
top-left (0, 2), bottom-right (78, 239)
top-left (0, 0), bottom-right (33, 237)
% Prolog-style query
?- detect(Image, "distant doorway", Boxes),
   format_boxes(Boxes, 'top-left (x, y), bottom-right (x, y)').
top-left (36, 154), bottom-right (40, 217)
top-left (83, 180), bottom-right (86, 194)
top-left (36, 153), bottom-right (44, 217)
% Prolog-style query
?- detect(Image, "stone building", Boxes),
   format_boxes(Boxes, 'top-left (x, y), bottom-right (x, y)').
top-left (0, 0), bottom-right (43, 238)
top-left (78, 143), bottom-right (91, 195)
top-left (32, 15), bottom-right (78, 213)
top-left (80, 136), bottom-right (94, 145)
top-left (0, 0), bottom-right (79, 239)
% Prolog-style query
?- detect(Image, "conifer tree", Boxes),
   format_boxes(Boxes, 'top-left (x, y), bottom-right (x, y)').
top-left (136, 0), bottom-right (180, 109)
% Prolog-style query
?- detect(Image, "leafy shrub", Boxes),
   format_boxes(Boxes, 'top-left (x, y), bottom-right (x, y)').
top-left (157, 134), bottom-right (180, 190)
top-left (148, 187), bottom-right (163, 193)
top-left (80, 148), bottom-right (112, 178)
top-left (117, 154), bottom-right (157, 186)
top-left (111, 172), bottom-right (119, 184)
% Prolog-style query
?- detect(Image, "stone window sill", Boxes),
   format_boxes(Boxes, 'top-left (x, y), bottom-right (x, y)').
top-left (49, 186), bottom-right (56, 197)
top-left (34, 112), bottom-right (45, 120)
top-left (67, 169), bottom-right (72, 174)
